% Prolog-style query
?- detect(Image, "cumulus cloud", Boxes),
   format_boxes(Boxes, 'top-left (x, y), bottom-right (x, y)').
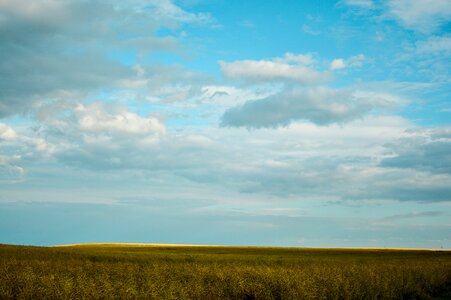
top-left (219, 54), bottom-right (330, 85)
top-left (4, 105), bottom-right (450, 205)
top-left (75, 103), bottom-right (166, 136)
top-left (40, 101), bottom-right (167, 140)
top-left (387, 0), bottom-right (451, 33)
top-left (330, 54), bottom-right (365, 70)
top-left (218, 53), bottom-right (381, 128)
top-left (28, 102), bottom-right (218, 172)
top-left (221, 87), bottom-right (398, 128)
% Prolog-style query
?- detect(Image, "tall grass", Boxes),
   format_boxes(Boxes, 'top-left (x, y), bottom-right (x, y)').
top-left (1, 244), bottom-right (450, 299)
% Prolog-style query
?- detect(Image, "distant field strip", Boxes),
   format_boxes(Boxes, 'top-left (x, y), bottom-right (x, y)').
top-left (1, 243), bottom-right (451, 299)
top-left (52, 243), bottom-right (450, 251)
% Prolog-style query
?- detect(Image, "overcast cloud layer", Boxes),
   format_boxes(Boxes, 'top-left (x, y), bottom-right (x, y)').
top-left (0, 0), bottom-right (450, 248)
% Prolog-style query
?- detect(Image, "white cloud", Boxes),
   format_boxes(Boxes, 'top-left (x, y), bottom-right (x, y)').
top-left (343, 0), bottom-right (374, 8)
top-left (416, 35), bottom-right (451, 54)
top-left (145, 0), bottom-right (212, 26)
top-left (330, 59), bottom-right (346, 70)
top-left (4, 106), bottom-right (450, 205)
top-left (387, 0), bottom-right (451, 33)
top-left (75, 103), bottom-right (166, 136)
top-left (0, 123), bottom-right (17, 141)
top-left (275, 53), bottom-right (315, 65)
top-left (219, 54), bottom-right (330, 85)
top-left (330, 54), bottom-right (365, 70)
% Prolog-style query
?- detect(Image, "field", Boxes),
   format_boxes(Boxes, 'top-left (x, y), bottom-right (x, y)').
top-left (1, 244), bottom-right (451, 299)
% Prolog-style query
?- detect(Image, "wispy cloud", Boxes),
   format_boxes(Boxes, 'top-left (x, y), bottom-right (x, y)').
top-left (381, 211), bottom-right (446, 221)
top-left (386, 0), bottom-right (451, 33)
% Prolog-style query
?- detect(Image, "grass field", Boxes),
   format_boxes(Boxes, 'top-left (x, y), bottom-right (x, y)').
top-left (1, 243), bottom-right (451, 299)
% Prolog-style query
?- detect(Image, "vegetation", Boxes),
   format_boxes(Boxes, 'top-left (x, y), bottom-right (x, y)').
top-left (1, 243), bottom-right (451, 299)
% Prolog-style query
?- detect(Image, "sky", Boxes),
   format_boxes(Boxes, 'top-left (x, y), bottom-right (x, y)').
top-left (0, 0), bottom-right (450, 248)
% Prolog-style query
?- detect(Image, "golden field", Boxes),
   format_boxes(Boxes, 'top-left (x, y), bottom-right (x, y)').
top-left (1, 243), bottom-right (451, 299)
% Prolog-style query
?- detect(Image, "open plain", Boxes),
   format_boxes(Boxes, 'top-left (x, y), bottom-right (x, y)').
top-left (1, 243), bottom-right (451, 299)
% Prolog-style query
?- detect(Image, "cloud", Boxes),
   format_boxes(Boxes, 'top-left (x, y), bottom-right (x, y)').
top-left (43, 101), bottom-right (166, 139)
top-left (29, 101), bottom-right (220, 172)
top-left (143, 0), bottom-right (212, 26)
top-left (381, 128), bottom-right (451, 174)
top-left (302, 25), bottom-right (321, 36)
top-left (341, 166), bottom-right (451, 203)
top-left (221, 87), bottom-right (398, 128)
top-left (0, 123), bottom-right (51, 183)
top-left (123, 36), bottom-right (178, 54)
top-left (199, 85), bottom-right (274, 106)
top-left (387, 0), bottom-right (451, 33)
top-left (275, 53), bottom-right (315, 65)
top-left (381, 211), bottom-right (445, 222)
top-left (0, 0), bottom-right (211, 117)
top-left (0, 0), bottom-right (67, 23)
top-left (330, 59), bottom-right (346, 70)
top-left (120, 64), bottom-right (212, 103)
top-left (5, 107), bottom-right (450, 205)
top-left (330, 54), bottom-right (365, 70)
top-left (219, 54), bottom-right (330, 85)
top-left (0, 155), bottom-right (24, 183)
top-left (0, 123), bottom-right (17, 141)
top-left (75, 103), bottom-right (166, 136)
top-left (415, 35), bottom-right (451, 54)
top-left (218, 53), bottom-right (379, 128)
top-left (342, 0), bottom-right (374, 8)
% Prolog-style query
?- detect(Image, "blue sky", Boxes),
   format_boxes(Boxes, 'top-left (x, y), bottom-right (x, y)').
top-left (0, 0), bottom-right (450, 248)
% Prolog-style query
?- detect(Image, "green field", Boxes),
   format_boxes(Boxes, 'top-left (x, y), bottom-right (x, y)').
top-left (1, 244), bottom-right (451, 299)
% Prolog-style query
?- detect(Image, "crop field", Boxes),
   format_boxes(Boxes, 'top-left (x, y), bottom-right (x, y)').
top-left (1, 244), bottom-right (451, 299)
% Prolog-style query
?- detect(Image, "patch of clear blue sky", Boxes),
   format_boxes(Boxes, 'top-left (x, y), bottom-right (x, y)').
top-left (108, 50), bottom-right (137, 66)
top-left (1, 201), bottom-right (449, 247)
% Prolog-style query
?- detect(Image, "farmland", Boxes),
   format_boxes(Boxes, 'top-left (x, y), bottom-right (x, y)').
top-left (1, 243), bottom-right (451, 299)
